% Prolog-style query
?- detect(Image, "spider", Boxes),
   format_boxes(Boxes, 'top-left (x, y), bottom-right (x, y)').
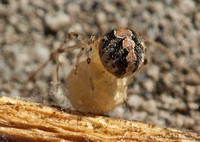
top-left (29, 27), bottom-right (200, 114)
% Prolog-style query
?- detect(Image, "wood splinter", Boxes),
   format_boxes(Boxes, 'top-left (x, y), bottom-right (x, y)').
top-left (0, 96), bottom-right (199, 142)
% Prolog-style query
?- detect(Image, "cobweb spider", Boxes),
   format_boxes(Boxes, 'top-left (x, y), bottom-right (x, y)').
top-left (28, 28), bottom-right (147, 114)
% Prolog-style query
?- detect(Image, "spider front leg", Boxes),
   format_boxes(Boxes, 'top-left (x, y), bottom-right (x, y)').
top-left (27, 32), bottom-right (86, 83)
top-left (86, 38), bottom-right (96, 91)
top-left (73, 36), bottom-right (97, 91)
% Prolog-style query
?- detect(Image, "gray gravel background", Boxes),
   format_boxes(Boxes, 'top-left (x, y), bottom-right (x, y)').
top-left (0, 0), bottom-right (200, 134)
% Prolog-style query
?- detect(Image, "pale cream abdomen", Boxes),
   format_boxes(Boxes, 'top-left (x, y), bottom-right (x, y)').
top-left (66, 54), bottom-right (127, 114)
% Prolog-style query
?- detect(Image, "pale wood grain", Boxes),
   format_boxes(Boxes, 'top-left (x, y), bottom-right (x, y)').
top-left (0, 96), bottom-right (199, 142)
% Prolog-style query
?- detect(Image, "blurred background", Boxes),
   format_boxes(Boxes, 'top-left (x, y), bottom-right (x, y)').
top-left (0, 0), bottom-right (200, 133)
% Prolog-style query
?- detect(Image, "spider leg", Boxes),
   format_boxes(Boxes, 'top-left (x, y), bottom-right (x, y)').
top-left (73, 36), bottom-right (96, 91)
top-left (74, 36), bottom-right (97, 75)
top-left (74, 47), bottom-right (84, 75)
top-left (87, 51), bottom-right (94, 91)
top-left (87, 36), bottom-right (97, 91)
top-left (54, 32), bottom-right (86, 85)
top-left (27, 32), bottom-right (86, 82)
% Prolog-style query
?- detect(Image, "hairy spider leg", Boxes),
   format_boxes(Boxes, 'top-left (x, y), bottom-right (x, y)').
top-left (27, 32), bottom-right (86, 82)
top-left (74, 36), bottom-right (97, 91)
top-left (87, 38), bottom-right (96, 91)
top-left (55, 32), bottom-right (87, 84)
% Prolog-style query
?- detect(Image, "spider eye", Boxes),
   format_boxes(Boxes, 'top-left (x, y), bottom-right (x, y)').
top-left (99, 28), bottom-right (146, 78)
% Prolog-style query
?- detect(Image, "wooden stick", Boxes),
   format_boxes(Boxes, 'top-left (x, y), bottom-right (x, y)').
top-left (0, 96), bottom-right (199, 142)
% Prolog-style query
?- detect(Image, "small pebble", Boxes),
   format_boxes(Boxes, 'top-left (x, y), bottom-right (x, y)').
top-left (146, 65), bottom-right (160, 81)
top-left (96, 11), bottom-right (106, 24)
top-left (143, 79), bottom-right (154, 93)
top-left (194, 13), bottom-right (200, 29)
top-left (196, 85), bottom-right (200, 96)
top-left (141, 99), bottom-right (157, 114)
top-left (185, 85), bottom-right (196, 96)
top-left (33, 43), bottom-right (50, 61)
top-left (45, 12), bottom-right (70, 31)
top-left (185, 73), bottom-right (200, 85)
top-left (126, 95), bottom-right (144, 108)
